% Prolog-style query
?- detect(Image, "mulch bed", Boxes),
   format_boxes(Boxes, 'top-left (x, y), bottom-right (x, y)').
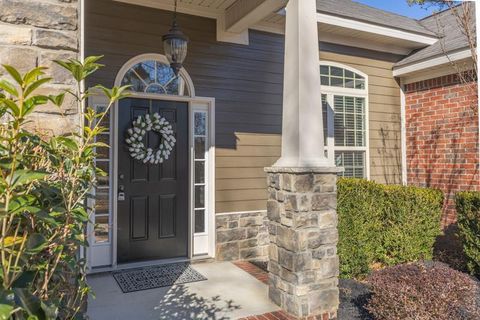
top-left (338, 279), bottom-right (373, 320)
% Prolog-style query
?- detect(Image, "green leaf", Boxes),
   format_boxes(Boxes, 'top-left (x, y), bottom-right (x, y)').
top-left (24, 78), bottom-right (52, 98)
top-left (0, 304), bottom-right (13, 320)
top-left (25, 234), bottom-right (47, 254)
top-left (12, 271), bottom-right (36, 289)
top-left (2, 65), bottom-right (23, 85)
top-left (0, 99), bottom-right (20, 116)
top-left (0, 80), bottom-right (18, 97)
top-left (13, 288), bottom-right (45, 320)
top-left (23, 67), bottom-right (47, 86)
top-left (23, 95), bottom-right (49, 117)
top-left (55, 136), bottom-right (78, 151)
top-left (95, 85), bottom-right (131, 102)
top-left (9, 170), bottom-right (48, 189)
top-left (40, 302), bottom-right (58, 320)
top-left (47, 93), bottom-right (65, 108)
top-left (84, 55), bottom-right (104, 65)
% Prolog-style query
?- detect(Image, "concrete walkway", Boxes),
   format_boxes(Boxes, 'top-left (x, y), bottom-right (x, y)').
top-left (87, 261), bottom-right (280, 320)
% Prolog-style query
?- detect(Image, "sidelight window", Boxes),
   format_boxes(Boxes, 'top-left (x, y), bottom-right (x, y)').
top-left (93, 105), bottom-right (112, 244)
top-left (193, 111), bottom-right (208, 234)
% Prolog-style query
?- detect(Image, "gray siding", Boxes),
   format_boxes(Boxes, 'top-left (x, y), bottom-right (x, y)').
top-left (85, 0), bottom-right (402, 214)
top-left (85, 0), bottom-right (284, 213)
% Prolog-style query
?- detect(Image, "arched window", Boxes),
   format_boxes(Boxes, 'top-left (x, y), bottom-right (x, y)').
top-left (115, 54), bottom-right (195, 97)
top-left (320, 62), bottom-right (369, 179)
top-left (320, 64), bottom-right (366, 90)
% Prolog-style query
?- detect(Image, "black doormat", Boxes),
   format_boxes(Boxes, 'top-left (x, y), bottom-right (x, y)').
top-left (112, 262), bottom-right (207, 293)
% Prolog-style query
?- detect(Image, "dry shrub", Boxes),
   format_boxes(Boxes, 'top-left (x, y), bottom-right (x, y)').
top-left (367, 262), bottom-right (480, 320)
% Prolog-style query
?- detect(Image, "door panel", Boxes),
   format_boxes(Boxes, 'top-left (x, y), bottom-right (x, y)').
top-left (117, 98), bottom-right (189, 263)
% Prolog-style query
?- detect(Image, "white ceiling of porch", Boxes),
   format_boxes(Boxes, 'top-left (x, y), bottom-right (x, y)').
top-left (178, 0), bottom-right (238, 11)
top-left (113, 0), bottom-right (435, 55)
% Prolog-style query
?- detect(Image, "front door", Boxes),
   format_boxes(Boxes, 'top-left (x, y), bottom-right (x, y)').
top-left (117, 98), bottom-right (189, 263)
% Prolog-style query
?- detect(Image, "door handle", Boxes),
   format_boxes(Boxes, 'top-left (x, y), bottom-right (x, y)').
top-left (118, 185), bottom-right (125, 201)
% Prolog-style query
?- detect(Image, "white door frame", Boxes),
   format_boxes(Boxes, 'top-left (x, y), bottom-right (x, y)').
top-left (87, 92), bottom-right (216, 272)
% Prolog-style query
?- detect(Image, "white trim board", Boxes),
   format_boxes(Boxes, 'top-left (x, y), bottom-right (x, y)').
top-left (393, 49), bottom-right (472, 78)
top-left (400, 80), bottom-right (407, 186)
top-left (316, 13), bottom-right (438, 46)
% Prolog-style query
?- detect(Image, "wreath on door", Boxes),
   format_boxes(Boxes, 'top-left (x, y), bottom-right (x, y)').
top-left (125, 113), bottom-right (176, 164)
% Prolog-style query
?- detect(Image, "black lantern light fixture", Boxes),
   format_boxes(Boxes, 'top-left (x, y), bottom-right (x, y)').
top-left (162, 0), bottom-right (189, 76)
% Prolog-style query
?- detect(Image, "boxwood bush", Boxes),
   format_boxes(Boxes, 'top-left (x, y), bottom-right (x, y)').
top-left (455, 191), bottom-right (480, 276)
top-left (337, 178), bottom-right (443, 279)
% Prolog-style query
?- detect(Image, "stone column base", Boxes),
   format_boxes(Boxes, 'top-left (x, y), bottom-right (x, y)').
top-left (265, 167), bottom-right (341, 319)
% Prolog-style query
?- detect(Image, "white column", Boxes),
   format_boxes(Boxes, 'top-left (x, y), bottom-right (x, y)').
top-left (274, 0), bottom-right (330, 168)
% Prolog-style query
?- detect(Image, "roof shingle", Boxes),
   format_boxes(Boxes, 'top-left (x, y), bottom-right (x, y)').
top-left (395, 4), bottom-right (474, 67)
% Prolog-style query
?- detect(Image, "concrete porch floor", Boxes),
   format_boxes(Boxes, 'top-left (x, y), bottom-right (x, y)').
top-left (87, 261), bottom-right (280, 320)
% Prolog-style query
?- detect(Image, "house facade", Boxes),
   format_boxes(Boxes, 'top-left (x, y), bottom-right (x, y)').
top-left (0, 0), bottom-right (478, 273)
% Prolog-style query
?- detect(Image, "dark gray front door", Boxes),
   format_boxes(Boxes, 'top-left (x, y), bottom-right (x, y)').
top-left (117, 98), bottom-right (189, 263)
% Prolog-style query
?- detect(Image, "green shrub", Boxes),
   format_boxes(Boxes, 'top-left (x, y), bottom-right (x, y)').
top-left (455, 191), bottom-right (480, 276)
top-left (337, 178), bottom-right (443, 279)
top-left (0, 59), bottom-right (129, 319)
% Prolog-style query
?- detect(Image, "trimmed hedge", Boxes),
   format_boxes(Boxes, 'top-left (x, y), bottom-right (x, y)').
top-left (455, 191), bottom-right (480, 276)
top-left (337, 178), bottom-right (443, 279)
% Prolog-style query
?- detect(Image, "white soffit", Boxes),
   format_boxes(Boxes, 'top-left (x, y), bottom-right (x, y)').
top-left (317, 13), bottom-right (438, 47)
top-left (112, 0), bottom-right (439, 49)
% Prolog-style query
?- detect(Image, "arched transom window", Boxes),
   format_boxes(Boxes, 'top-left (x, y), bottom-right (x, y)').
top-left (320, 64), bottom-right (366, 90)
top-left (320, 62), bottom-right (369, 179)
top-left (119, 55), bottom-right (194, 96)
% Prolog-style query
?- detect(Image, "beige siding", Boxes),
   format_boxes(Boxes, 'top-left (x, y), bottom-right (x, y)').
top-left (86, 0), bottom-right (402, 215)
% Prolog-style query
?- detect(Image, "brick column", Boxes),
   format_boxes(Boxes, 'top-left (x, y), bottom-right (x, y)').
top-left (265, 167), bottom-right (340, 320)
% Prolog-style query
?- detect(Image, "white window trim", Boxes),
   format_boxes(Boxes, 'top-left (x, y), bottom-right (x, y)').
top-left (190, 104), bottom-right (215, 257)
top-left (320, 61), bottom-right (370, 179)
top-left (114, 53), bottom-right (196, 98)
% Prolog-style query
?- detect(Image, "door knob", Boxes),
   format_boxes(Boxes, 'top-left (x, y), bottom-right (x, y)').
top-left (118, 185), bottom-right (125, 202)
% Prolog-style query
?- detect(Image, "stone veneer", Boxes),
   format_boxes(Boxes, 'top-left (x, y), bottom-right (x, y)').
top-left (216, 211), bottom-right (270, 261)
top-left (265, 167), bottom-right (340, 320)
top-left (0, 0), bottom-right (80, 135)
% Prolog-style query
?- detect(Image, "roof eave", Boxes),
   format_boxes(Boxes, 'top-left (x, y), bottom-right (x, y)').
top-left (393, 48), bottom-right (472, 77)
top-left (316, 12), bottom-right (439, 47)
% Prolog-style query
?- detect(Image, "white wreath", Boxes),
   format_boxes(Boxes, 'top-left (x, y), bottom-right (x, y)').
top-left (125, 113), bottom-right (176, 164)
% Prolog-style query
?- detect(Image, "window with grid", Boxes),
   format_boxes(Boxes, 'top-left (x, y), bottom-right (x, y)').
top-left (320, 65), bottom-right (365, 90)
top-left (321, 63), bottom-right (368, 178)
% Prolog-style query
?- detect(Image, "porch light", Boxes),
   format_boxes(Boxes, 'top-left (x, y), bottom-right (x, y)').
top-left (162, 0), bottom-right (188, 76)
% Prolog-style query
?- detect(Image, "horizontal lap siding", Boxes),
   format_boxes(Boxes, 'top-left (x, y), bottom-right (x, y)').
top-left (85, 0), bottom-right (402, 214)
top-left (85, 0), bottom-right (283, 214)
top-left (319, 52), bottom-right (402, 185)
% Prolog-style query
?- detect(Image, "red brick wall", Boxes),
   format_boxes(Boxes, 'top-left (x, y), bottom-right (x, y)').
top-left (405, 74), bottom-right (479, 225)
